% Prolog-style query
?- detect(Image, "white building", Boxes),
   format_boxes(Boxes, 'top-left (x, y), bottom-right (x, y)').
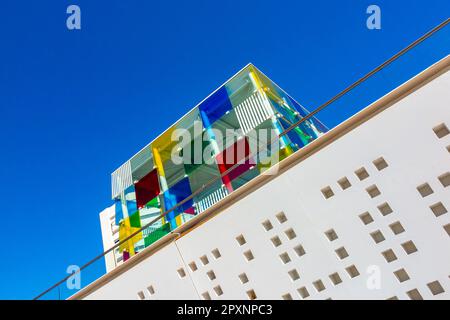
top-left (92, 56), bottom-right (450, 300)
top-left (99, 205), bottom-right (122, 272)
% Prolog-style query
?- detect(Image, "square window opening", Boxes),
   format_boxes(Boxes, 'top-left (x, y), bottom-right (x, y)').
top-left (406, 289), bottom-right (423, 300)
top-left (206, 270), bottom-right (216, 281)
top-left (433, 123), bottom-right (450, 139)
top-left (401, 240), bottom-right (418, 254)
top-left (201, 292), bottom-right (211, 300)
top-left (270, 236), bottom-right (282, 247)
top-left (188, 262), bottom-right (198, 272)
top-left (177, 268), bottom-right (186, 278)
top-left (359, 212), bottom-right (374, 225)
top-left (393, 268), bottom-right (410, 283)
top-left (297, 287), bottom-right (310, 299)
top-left (438, 172), bottom-right (450, 187)
top-left (200, 255), bottom-right (210, 266)
top-left (355, 167), bottom-right (370, 181)
top-left (243, 250), bottom-right (255, 262)
top-left (370, 230), bottom-right (385, 244)
top-left (366, 185), bottom-right (381, 198)
top-left (282, 293), bottom-right (293, 300)
top-left (147, 285), bottom-right (155, 295)
top-left (236, 234), bottom-right (247, 246)
top-left (325, 229), bottom-right (338, 241)
top-left (321, 186), bottom-right (335, 199)
top-left (338, 177), bottom-right (352, 190)
top-left (417, 183), bottom-right (434, 197)
top-left (313, 280), bottom-right (326, 292)
top-left (389, 221), bottom-right (405, 235)
top-left (246, 289), bottom-right (257, 300)
top-left (335, 247), bottom-right (349, 260)
top-left (262, 219), bottom-right (273, 231)
top-left (288, 269), bottom-right (300, 281)
top-left (294, 244), bottom-right (306, 257)
top-left (285, 228), bottom-right (297, 240)
top-left (213, 285), bottom-right (223, 296)
top-left (279, 252), bottom-right (291, 264)
top-left (382, 249), bottom-right (397, 263)
top-left (373, 157), bottom-right (389, 171)
top-left (430, 202), bottom-right (448, 217)
top-left (238, 273), bottom-right (249, 284)
top-left (377, 202), bottom-right (393, 216)
top-left (329, 272), bottom-right (343, 285)
top-left (211, 248), bottom-right (222, 259)
top-left (345, 265), bottom-right (360, 278)
top-left (427, 281), bottom-right (445, 295)
top-left (275, 211), bottom-right (288, 224)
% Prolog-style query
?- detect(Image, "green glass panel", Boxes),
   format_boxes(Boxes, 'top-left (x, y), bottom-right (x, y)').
top-left (129, 211), bottom-right (141, 228)
top-left (146, 196), bottom-right (159, 208)
top-left (144, 223), bottom-right (171, 247)
top-left (181, 139), bottom-right (211, 175)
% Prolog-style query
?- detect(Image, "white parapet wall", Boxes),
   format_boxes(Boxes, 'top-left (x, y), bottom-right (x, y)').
top-left (81, 56), bottom-right (450, 300)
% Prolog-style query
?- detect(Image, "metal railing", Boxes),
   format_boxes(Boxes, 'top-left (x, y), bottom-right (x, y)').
top-left (34, 18), bottom-right (450, 300)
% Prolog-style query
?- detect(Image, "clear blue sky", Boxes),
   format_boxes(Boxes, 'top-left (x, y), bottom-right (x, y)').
top-left (0, 1), bottom-right (448, 299)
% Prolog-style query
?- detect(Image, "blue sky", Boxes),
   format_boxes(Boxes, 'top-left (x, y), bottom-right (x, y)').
top-left (0, 1), bottom-right (448, 299)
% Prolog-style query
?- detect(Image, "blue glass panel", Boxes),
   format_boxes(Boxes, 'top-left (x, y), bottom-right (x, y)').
top-left (287, 96), bottom-right (328, 134)
top-left (124, 185), bottom-right (138, 216)
top-left (287, 96), bottom-right (309, 118)
top-left (163, 177), bottom-right (194, 229)
top-left (199, 86), bottom-right (233, 126)
top-left (163, 192), bottom-right (178, 229)
top-left (114, 199), bottom-right (123, 225)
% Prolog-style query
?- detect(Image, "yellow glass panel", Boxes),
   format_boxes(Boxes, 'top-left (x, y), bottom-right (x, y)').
top-left (175, 214), bottom-right (182, 227)
top-left (257, 145), bottom-right (294, 173)
top-left (118, 217), bottom-right (143, 255)
top-left (151, 126), bottom-right (178, 163)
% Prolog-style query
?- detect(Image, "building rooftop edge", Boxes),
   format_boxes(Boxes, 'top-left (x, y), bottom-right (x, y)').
top-left (72, 54), bottom-right (450, 300)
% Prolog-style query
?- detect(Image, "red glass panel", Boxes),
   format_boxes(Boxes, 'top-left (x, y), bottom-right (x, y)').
top-left (216, 137), bottom-right (253, 191)
top-left (135, 169), bottom-right (160, 209)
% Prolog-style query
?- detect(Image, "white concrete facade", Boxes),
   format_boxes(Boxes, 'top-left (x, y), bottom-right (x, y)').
top-left (99, 205), bottom-right (122, 272)
top-left (88, 58), bottom-right (450, 300)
